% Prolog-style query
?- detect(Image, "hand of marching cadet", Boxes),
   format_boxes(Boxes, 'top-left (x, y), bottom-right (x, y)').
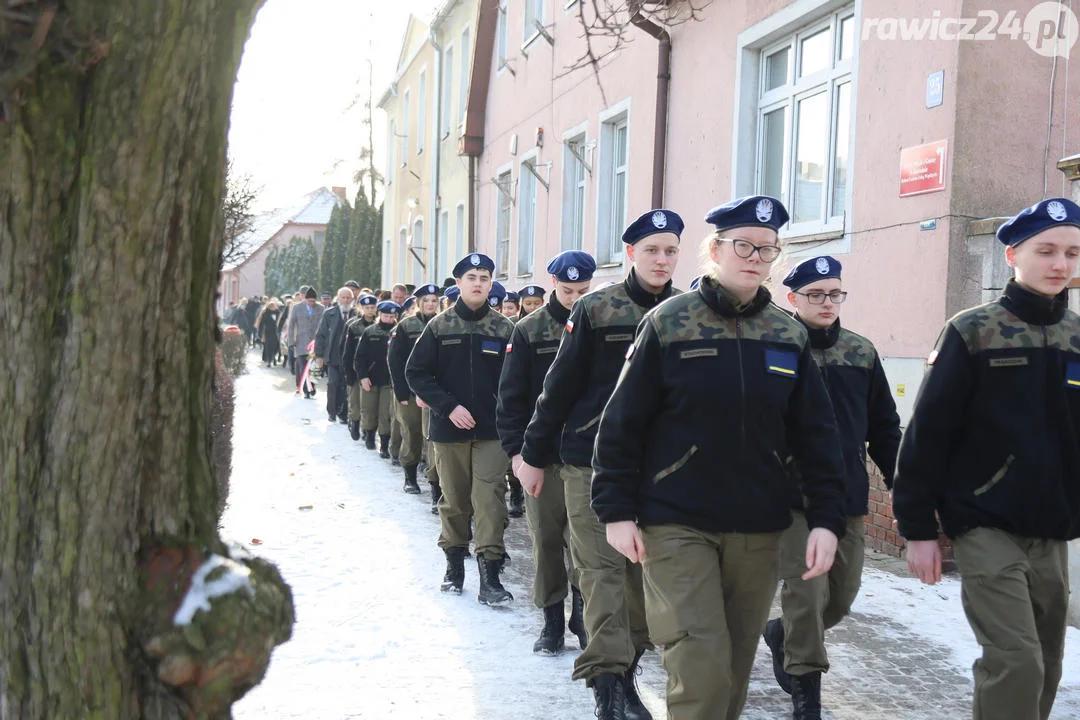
top-left (514, 456), bottom-right (544, 497)
top-left (606, 521), bottom-right (645, 564)
top-left (361, 378), bottom-right (372, 392)
top-left (448, 405), bottom-right (476, 430)
top-left (400, 400), bottom-right (409, 406)
top-left (415, 397), bottom-right (428, 409)
top-left (803, 527), bottom-right (838, 580)
top-left (905, 539), bottom-right (942, 585)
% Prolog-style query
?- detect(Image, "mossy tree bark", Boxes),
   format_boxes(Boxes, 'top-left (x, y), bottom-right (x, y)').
top-left (0, 3), bottom-right (294, 719)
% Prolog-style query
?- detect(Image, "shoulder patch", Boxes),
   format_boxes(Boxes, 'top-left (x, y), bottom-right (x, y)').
top-left (927, 349), bottom-right (939, 365)
top-left (565, 319), bottom-right (575, 334)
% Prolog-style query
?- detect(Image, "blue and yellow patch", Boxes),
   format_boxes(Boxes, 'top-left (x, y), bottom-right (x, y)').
top-left (1066, 361), bottom-right (1080, 388)
top-left (765, 349), bottom-right (798, 378)
top-left (481, 339), bottom-right (502, 356)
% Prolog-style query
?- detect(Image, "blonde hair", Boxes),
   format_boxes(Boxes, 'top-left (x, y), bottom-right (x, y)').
top-left (698, 230), bottom-right (787, 290)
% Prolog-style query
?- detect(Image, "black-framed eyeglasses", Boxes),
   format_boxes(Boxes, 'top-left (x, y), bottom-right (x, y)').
top-left (718, 238), bottom-right (781, 263)
top-left (794, 290), bottom-right (848, 305)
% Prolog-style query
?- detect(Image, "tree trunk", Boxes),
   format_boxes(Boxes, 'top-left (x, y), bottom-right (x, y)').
top-left (0, 3), bottom-right (293, 718)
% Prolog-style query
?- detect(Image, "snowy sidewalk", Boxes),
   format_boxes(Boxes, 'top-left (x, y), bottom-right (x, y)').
top-left (225, 356), bottom-right (1080, 719)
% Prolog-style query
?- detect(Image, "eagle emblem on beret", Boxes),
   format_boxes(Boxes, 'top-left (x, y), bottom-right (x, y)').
top-left (815, 257), bottom-right (830, 275)
top-left (470, 254), bottom-right (481, 266)
top-left (755, 198), bottom-right (774, 222)
top-left (1047, 200), bottom-right (1068, 222)
top-left (567, 266), bottom-right (580, 280)
top-left (652, 211), bottom-right (668, 229)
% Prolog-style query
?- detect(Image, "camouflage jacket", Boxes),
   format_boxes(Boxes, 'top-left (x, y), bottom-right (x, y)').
top-left (895, 279), bottom-right (1080, 542)
top-left (387, 313), bottom-right (434, 402)
top-left (354, 321), bottom-right (394, 387)
top-left (497, 292), bottom-right (571, 459)
top-left (342, 315), bottom-right (374, 384)
top-left (795, 318), bottom-right (901, 516)
top-left (521, 268), bottom-right (679, 469)
top-left (592, 276), bottom-right (847, 537)
top-left (405, 300), bottom-right (514, 443)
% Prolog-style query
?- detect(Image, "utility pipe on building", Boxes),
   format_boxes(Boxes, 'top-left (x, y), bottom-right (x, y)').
top-left (630, 11), bottom-right (671, 208)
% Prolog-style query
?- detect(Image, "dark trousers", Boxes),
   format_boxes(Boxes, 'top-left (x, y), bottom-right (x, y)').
top-left (326, 365), bottom-right (347, 419)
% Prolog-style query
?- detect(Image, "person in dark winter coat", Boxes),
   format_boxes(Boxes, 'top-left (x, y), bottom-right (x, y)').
top-left (315, 287), bottom-right (357, 423)
top-left (894, 197), bottom-right (1080, 720)
top-left (355, 300), bottom-right (400, 455)
top-left (257, 299), bottom-right (282, 366)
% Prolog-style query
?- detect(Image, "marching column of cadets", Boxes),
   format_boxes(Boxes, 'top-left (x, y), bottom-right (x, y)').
top-left (288, 194), bottom-right (1080, 720)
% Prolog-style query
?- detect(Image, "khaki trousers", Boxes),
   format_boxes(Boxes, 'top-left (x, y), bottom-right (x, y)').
top-left (422, 408), bottom-right (439, 484)
top-left (642, 524), bottom-right (781, 720)
top-left (563, 464), bottom-right (651, 683)
top-left (434, 440), bottom-right (508, 560)
top-left (952, 527), bottom-right (1069, 720)
top-left (525, 463), bottom-right (575, 608)
top-left (779, 512), bottom-right (866, 674)
top-left (396, 397), bottom-right (423, 467)
top-left (390, 412), bottom-right (402, 456)
top-left (360, 385), bottom-right (392, 435)
top-left (347, 382), bottom-right (363, 423)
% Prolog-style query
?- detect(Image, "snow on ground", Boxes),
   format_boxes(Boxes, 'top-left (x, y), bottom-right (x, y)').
top-left (225, 354), bottom-right (1080, 719)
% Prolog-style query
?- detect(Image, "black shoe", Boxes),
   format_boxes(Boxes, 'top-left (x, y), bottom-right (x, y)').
top-left (328, 413), bottom-right (337, 423)
top-left (339, 416), bottom-right (348, 425)
top-left (791, 671), bottom-right (822, 720)
top-left (591, 674), bottom-right (627, 720)
top-left (533, 602), bottom-right (566, 655)
top-left (440, 547), bottom-right (467, 594)
top-left (430, 482), bottom-right (442, 515)
top-left (763, 618), bottom-right (793, 694)
top-left (379, 434), bottom-right (390, 459)
top-left (624, 649), bottom-right (651, 720)
top-left (403, 465), bottom-right (421, 494)
top-left (348, 420), bottom-right (361, 441)
top-left (507, 478), bottom-right (525, 518)
top-left (364, 430), bottom-right (376, 450)
top-left (391, 455), bottom-right (400, 467)
top-left (569, 585), bottom-right (588, 649)
top-left (476, 554), bottom-right (513, 607)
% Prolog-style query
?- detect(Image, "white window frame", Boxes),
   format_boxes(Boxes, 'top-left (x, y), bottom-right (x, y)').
top-left (411, 217), bottom-right (425, 286)
top-left (496, 0), bottom-right (509, 69)
top-left (494, 166), bottom-right (514, 279)
top-left (561, 123), bottom-right (589, 251)
top-left (459, 27), bottom-right (471, 130)
top-left (523, 0), bottom-right (545, 47)
top-left (517, 150), bottom-right (539, 277)
top-left (596, 99), bottom-right (631, 266)
top-left (397, 227), bottom-right (408, 281)
top-left (454, 202), bottom-right (466, 272)
top-left (400, 89), bottom-right (410, 166)
top-left (438, 209), bottom-right (450, 280)
top-left (733, 0), bottom-right (858, 248)
top-left (441, 46), bottom-right (454, 139)
top-left (387, 119), bottom-right (395, 184)
top-left (417, 69), bottom-right (427, 155)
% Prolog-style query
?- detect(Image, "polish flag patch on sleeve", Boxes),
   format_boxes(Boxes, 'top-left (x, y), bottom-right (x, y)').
top-left (927, 349), bottom-right (939, 365)
top-left (565, 319), bottom-right (575, 333)
top-left (505, 343), bottom-right (513, 353)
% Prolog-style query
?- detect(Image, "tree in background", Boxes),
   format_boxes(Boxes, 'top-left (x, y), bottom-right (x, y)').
top-left (0, 2), bottom-right (293, 718)
top-left (344, 186), bottom-right (382, 289)
top-left (265, 235), bottom-right (319, 297)
top-left (219, 157), bottom-right (260, 268)
top-left (320, 202), bottom-right (350, 291)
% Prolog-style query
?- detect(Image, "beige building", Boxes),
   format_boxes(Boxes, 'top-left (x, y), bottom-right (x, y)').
top-left (379, 0), bottom-right (479, 289)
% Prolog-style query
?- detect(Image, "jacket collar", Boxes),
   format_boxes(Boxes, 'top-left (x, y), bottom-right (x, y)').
top-left (698, 275), bottom-right (772, 318)
top-left (1000, 278), bottom-right (1067, 326)
top-left (624, 267), bottom-right (675, 309)
top-left (546, 291), bottom-right (571, 325)
top-left (453, 298), bottom-right (491, 322)
top-left (798, 317), bottom-right (842, 349)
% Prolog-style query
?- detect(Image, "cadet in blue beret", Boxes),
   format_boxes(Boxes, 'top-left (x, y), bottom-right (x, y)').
top-left (895, 196), bottom-right (1080, 720)
top-left (344, 294), bottom-right (380, 441)
top-left (407, 252), bottom-right (516, 605)
top-left (761, 255), bottom-right (900, 714)
top-left (497, 248), bottom-right (597, 656)
top-left (502, 291), bottom-right (521, 320)
top-left (400, 296), bottom-right (416, 314)
top-left (517, 217), bottom-right (682, 715)
top-left (594, 194), bottom-right (847, 718)
top-left (518, 285), bottom-right (547, 317)
top-left (354, 298), bottom-right (402, 457)
top-left (442, 285), bottom-right (461, 311)
top-left (389, 282), bottom-right (445, 499)
top-left (489, 280), bottom-right (507, 309)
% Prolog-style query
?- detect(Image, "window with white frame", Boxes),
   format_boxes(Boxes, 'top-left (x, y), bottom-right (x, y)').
top-left (496, 0), bottom-right (508, 67)
top-left (459, 28), bottom-right (470, 128)
top-left (441, 47), bottom-right (454, 138)
top-left (756, 9), bottom-right (854, 232)
top-left (438, 210), bottom-right (449, 279)
top-left (387, 119), bottom-right (396, 184)
top-left (400, 91), bottom-right (410, 165)
top-left (412, 218), bottom-right (425, 285)
top-left (398, 228), bottom-right (407, 281)
top-left (495, 171), bottom-right (513, 278)
top-left (417, 71), bottom-right (427, 154)
top-left (561, 133), bottom-right (587, 250)
top-left (523, 0), bottom-right (544, 41)
top-left (455, 203), bottom-right (466, 262)
top-left (518, 159), bottom-right (537, 275)
top-left (597, 113), bottom-right (629, 264)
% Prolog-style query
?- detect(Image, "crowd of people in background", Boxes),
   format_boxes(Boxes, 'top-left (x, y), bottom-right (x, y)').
top-left (219, 194), bottom-right (1080, 720)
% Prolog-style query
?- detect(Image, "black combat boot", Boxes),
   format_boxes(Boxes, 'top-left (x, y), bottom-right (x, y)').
top-left (379, 434), bottom-right (390, 459)
top-left (391, 454), bottom-right (400, 467)
top-left (348, 420), bottom-right (361, 441)
top-left (569, 585), bottom-right (588, 649)
top-left (403, 464), bottom-right (421, 494)
top-left (532, 602), bottom-right (566, 655)
top-left (591, 674), bottom-right (627, 720)
top-left (476, 554), bottom-right (513, 607)
top-left (791, 671), bottom-right (822, 720)
top-left (507, 478), bottom-right (525, 518)
top-left (623, 649), bottom-right (651, 720)
top-left (364, 430), bottom-right (376, 450)
top-left (429, 481), bottom-right (442, 515)
top-left (440, 547), bottom-right (467, 594)
top-left (763, 618), bottom-right (793, 694)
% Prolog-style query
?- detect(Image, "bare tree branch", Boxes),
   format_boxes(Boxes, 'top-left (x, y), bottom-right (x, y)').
top-left (219, 158), bottom-right (260, 268)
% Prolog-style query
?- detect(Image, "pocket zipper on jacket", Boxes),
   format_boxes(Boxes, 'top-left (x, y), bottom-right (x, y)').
top-left (974, 454), bottom-right (1014, 496)
top-left (653, 445), bottom-right (699, 484)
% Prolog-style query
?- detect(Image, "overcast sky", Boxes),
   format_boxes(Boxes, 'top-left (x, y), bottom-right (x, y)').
top-left (228, 0), bottom-right (441, 212)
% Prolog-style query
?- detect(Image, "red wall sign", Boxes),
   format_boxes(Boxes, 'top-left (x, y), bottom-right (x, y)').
top-left (899, 139), bottom-right (948, 198)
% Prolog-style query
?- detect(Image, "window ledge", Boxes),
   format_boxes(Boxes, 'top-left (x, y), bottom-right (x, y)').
top-left (782, 223), bottom-right (845, 245)
top-left (515, 273), bottom-right (533, 279)
top-left (521, 31), bottom-right (543, 55)
top-left (597, 261), bottom-right (624, 269)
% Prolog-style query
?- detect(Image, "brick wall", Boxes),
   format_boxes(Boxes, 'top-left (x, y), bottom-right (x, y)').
top-left (864, 461), bottom-right (953, 561)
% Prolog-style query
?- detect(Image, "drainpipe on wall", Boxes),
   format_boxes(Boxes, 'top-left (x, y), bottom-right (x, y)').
top-left (630, 11), bottom-right (671, 208)
top-left (468, 156), bottom-right (477, 253)
top-left (429, 28), bottom-right (443, 281)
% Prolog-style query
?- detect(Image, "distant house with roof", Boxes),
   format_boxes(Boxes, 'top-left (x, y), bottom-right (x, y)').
top-left (217, 186), bottom-right (346, 314)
